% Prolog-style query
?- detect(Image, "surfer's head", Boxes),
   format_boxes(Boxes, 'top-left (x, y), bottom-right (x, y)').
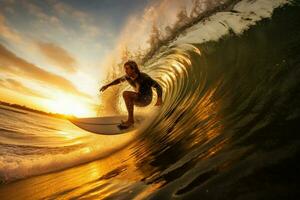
top-left (124, 60), bottom-right (140, 79)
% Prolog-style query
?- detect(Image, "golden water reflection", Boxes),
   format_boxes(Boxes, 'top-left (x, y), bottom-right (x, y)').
top-left (0, 146), bottom-right (143, 200)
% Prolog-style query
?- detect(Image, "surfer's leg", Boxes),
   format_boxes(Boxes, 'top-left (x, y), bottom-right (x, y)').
top-left (122, 91), bottom-right (138, 126)
top-left (134, 95), bottom-right (152, 107)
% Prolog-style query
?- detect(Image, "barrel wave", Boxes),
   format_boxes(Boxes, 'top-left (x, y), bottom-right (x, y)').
top-left (127, 1), bottom-right (300, 198)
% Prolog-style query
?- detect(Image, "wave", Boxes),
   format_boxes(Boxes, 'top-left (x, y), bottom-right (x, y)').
top-left (121, 0), bottom-right (293, 140)
top-left (0, 132), bottom-right (139, 183)
top-left (125, 0), bottom-right (300, 198)
top-left (2, 1), bottom-right (300, 192)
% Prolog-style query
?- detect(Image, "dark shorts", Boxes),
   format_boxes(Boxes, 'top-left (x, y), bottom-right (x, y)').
top-left (134, 94), bottom-right (152, 107)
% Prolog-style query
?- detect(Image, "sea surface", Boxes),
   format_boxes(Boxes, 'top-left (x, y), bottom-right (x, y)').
top-left (1, 0), bottom-right (300, 199)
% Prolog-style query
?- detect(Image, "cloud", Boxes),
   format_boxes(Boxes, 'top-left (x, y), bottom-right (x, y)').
top-left (0, 13), bottom-right (22, 43)
top-left (23, 0), bottom-right (61, 26)
top-left (0, 0), bottom-right (16, 14)
top-left (24, 1), bottom-right (50, 20)
top-left (20, 1), bottom-right (100, 38)
top-left (51, 1), bottom-right (100, 37)
top-left (0, 78), bottom-right (48, 98)
top-left (36, 41), bottom-right (77, 72)
top-left (0, 43), bottom-right (90, 98)
top-left (52, 1), bottom-right (86, 18)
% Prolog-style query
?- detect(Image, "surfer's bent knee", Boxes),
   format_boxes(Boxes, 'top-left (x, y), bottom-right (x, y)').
top-left (122, 91), bottom-right (137, 100)
top-left (134, 95), bottom-right (152, 107)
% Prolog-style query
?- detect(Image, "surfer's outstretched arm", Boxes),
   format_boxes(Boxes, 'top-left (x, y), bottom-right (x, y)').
top-left (100, 76), bottom-right (126, 92)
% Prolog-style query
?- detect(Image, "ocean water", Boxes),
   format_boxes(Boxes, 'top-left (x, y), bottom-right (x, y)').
top-left (0, 106), bottom-right (138, 183)
top-left (1, 0), bottom-right (300, 199)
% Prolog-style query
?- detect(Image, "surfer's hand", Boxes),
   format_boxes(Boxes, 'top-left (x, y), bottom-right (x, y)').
top-left (100, 85), bottom-right (108, 92)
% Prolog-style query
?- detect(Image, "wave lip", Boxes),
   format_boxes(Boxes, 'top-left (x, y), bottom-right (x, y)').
top-left (173, 0), bottom-right (289, 45)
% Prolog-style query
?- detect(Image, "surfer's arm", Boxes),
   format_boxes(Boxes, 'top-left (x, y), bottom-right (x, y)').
top-left (152, 80), bottom-right (163, 106)
top-left (100, 76), bottom-right (127, 92)
top-left (107, 76), bottom-right (127, 87)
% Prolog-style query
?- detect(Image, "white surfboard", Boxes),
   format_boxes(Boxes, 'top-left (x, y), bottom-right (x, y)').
top-left (69, 115), bottom-right (145, 135)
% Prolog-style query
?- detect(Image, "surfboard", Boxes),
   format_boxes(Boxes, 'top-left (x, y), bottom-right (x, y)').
top-left (69, 115), bottom-right (145, 135)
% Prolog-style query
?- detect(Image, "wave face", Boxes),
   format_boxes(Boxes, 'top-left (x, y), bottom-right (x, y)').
top-left (126, 0), bottom-right (300, 198)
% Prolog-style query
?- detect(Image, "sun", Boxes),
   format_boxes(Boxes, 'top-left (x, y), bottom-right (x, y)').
top-left (46, 93), bottom-right (93, 117)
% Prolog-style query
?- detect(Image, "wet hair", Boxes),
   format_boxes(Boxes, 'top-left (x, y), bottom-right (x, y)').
top-left (124, 60), bottom-right (140, 74)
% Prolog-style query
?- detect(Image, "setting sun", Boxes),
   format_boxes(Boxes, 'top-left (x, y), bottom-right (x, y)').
top-left (45, 93), bottom-right (94, 117)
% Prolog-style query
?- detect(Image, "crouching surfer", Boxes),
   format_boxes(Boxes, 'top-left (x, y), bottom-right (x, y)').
top-left (100, 60), bottom-right (163, 129)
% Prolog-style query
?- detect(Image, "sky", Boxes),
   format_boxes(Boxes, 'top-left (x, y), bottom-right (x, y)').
top-left (0, 0), bottom-right (191, 116)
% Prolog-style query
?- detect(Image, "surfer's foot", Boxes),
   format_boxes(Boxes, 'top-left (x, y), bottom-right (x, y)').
top-left (121, 120), bottom-right (134, 126)
top-left (119, 120), bottom-right (134, 129)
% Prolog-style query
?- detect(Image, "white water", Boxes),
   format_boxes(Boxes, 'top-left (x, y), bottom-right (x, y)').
top-left (173, 0), bottom-right (288, 45)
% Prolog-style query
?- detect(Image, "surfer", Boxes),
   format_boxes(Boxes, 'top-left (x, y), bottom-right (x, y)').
top-left (100, 60), bottom-right (163, 129)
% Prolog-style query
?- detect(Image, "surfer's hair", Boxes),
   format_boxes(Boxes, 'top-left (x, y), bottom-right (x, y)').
top-left (124, 60), bottom-right (140, 74)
